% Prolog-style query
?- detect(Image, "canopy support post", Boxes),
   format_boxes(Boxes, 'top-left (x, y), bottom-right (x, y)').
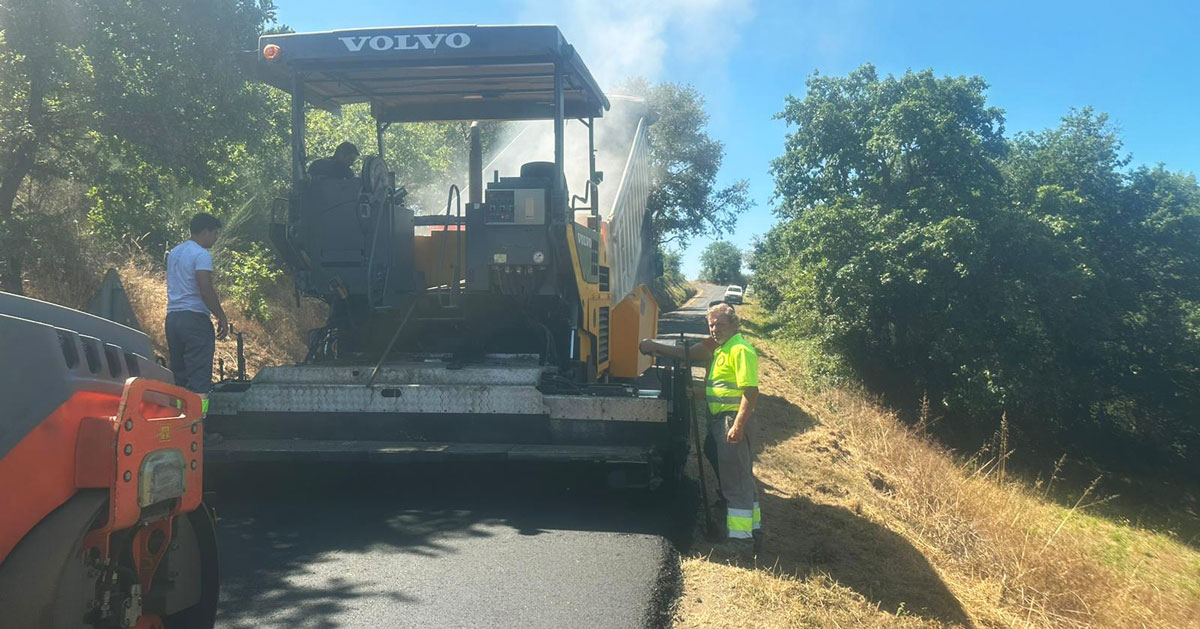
top-left (553, 62), bottom-right (565, 222)
top-left (290, 75), bottom-right (307, 189)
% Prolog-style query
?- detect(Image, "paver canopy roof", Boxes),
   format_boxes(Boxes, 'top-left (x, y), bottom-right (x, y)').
top-left (245, 25), bottom-right (610, 122)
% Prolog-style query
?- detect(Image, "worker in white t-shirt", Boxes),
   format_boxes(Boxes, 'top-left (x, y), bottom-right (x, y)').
top-left (165, 213), bottom-right (228, 412)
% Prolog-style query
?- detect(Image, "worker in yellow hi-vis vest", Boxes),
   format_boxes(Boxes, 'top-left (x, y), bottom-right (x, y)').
top-left (639, 302), bottom-right (762, 554)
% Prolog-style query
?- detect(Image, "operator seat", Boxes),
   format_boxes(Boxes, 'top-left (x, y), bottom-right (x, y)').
top-left (301, 161), bottom-right (367, 280)
top-left (519, 161), bottom-right (568, 198)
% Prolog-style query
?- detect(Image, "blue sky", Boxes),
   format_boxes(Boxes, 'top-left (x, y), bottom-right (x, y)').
top-left (276, 0), bottom-right (1200, 279)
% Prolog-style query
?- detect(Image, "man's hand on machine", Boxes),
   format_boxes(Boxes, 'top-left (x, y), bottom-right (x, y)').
top-left (638, 339), bottom-right (659, 356)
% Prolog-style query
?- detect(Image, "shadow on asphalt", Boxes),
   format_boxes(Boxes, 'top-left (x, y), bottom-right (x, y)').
top-left (205, 286), bottom-right (723, 627)
top-left (206, 462), bottom-right (699, 627)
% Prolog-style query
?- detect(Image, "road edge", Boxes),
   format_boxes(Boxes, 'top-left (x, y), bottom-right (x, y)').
top-left (644, 536), bottom-right (684, 628)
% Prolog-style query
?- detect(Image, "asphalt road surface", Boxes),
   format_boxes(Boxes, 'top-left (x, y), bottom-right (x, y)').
top-left (206, 285), bottom-right (726, 628)
top-left (658, 283), bottom-right (725, 339)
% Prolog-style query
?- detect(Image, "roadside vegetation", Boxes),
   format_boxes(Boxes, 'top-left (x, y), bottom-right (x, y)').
top-left (752, 65), bottom-right (1200, 481)
top-left (678, 302), bottom-right (1200, 628)
top-left (679, 64), bottom-right (1199, 628)
top-left (653, 249), bottom-right (698, 310)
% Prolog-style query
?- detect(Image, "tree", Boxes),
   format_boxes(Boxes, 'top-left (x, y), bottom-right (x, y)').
top-left (0, 0), bottom-right (279, 293)
top-left (0, 0), bottom-right (92, 292)
top-left (755, 65), bottom-right (1200, 469)
top-left (770, 65), bottom-right (1008, 218)
top-left (660, 248), bottom-right (684, 283)
top-left (699, 241), bottom-right (744, 285)
top-left (618, 78), bottom-right (752, 245)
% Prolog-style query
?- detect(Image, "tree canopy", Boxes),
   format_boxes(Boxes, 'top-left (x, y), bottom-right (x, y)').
top-left (699, 241), bottom-right (745, 286)
top-left (0, 0), bottom-right (280, 292)
top-left (620, 78), bottom-right (752, 246)
top-left (0, 1), bottom-right (497, 303)
top-left (754, 64), bottom-right (1200, 469)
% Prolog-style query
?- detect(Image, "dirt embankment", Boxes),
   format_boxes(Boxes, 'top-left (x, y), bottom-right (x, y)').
top-left (28, 258), bottom-right (322, 376)
top-left (651, 277), bottom-right (697, 312)
top-left (675, 304), bottom-right (1200, 628)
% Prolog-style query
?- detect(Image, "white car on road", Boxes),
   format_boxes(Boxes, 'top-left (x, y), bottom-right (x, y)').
top-left (723, 285), bottom-right (744, 305)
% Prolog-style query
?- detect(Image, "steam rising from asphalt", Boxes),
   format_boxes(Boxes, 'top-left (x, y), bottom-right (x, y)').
top-left (518, 0), bottom-right (756, 86)
top-left (420, 1), bottom-right (756, 215)
top-left (479, 98), bottom-right (646, 219)
top-left (413, 102), bottom-right (644, 221)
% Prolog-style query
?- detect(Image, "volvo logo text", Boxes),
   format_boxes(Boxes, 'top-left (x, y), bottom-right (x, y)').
top-left (338, 32), bottom-right (471, 52)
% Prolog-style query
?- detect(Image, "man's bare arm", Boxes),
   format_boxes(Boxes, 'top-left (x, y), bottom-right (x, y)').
top-left (638, 338), bottom-right (715, 364)
top-left (195, 270), bottom-right (228, 339)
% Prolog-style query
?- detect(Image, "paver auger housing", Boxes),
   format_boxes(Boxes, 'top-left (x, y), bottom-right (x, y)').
top-left (206, 25), bottom-right (690, 486)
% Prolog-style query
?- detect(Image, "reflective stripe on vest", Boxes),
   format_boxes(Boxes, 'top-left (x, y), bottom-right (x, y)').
top-left (706, 375), bottom-right (742, 409)
top-left (706, 376), bottom-right (743, 408)
top-left (706, 381), bottom-right (743, 413)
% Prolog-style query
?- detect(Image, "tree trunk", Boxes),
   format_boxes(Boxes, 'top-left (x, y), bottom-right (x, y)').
top-left (0, 139), bottom-right (41, 296)
top-left (0, 255), bottom-right (23, 295)
top-left (0, 147), bottom-right (38, 296)
top-left (0, 6), bottom-right (50, 295)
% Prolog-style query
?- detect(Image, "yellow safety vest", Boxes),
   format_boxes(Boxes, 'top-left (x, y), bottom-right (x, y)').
top-left (706, 333), bottom-right (758, 415)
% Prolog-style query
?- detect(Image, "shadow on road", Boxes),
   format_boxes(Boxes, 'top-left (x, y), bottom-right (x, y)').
top-left (207, 462), bottom-right (698, 628)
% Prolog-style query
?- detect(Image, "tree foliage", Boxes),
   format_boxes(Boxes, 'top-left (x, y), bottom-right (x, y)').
top-left (225, 242), bottom-right (283, 323)
top-left (0, 0), bottom-right (494, 331)
top-left (620, 78), bottom-right (752, 245)
top-left (660, 248), bottom-right (684, 283)
top-left (699, 241), bottom-right (744, 286)
top-left (754, 65), bottom-right (1200, 468)
top-left (0, 0), bottom-right (280, 292)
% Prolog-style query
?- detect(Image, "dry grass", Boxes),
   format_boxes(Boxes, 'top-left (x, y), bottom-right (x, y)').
top-left (24, 262), bottom-right (1200, 627)
top-left (653, 277), bottom-right (699, 312)
top-left (677, 304), bottom-right (1200, 628)
top-left (25, 251), bottom-right (322, 376)
top-left (116, 257), bottom-right (323, 375)
top-left (678, 558), bottom-right (935, 628)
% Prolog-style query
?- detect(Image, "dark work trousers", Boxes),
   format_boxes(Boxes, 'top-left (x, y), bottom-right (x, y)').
top-left (705, 411), bottom-right (761, 539)
top-left (165, 311), bottom-right (215, 394)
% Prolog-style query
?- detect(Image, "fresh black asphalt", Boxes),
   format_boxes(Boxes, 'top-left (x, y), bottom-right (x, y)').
top-left (207, 285), bottom-right (726, 628)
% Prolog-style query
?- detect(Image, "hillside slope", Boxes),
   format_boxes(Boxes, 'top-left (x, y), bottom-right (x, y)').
top-left (676, 305), bottom-right (1199, 628)
top-left (75, 260), bottom-right (321, 376)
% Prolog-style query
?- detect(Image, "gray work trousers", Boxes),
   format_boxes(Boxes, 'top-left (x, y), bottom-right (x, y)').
top-left (165, 311), bottom-right (214, 394)
top-left (706, 411), bottom-right (761, 539)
